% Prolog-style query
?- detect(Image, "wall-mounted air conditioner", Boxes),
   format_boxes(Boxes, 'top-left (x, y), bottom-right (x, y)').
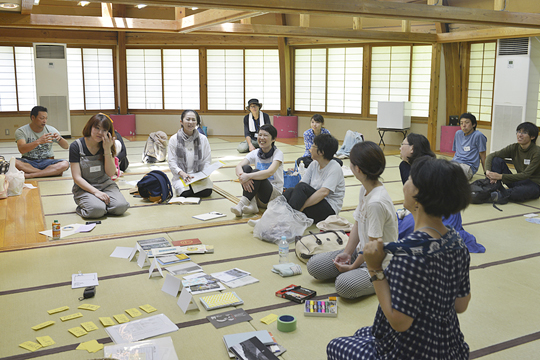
top-left (491, 37), bottom-right (540, 152)
top-left (33, 43), bottom-right (71, 136)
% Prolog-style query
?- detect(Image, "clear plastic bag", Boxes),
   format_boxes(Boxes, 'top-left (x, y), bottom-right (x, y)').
top-left (253, 196), bottom-right (313, 244)
top-left (5, 157), bottom-right (24, 196)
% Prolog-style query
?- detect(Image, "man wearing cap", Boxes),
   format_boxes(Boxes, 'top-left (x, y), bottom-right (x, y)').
top-left (15, 105), bottom-right (70, 178)
top-left (452, 112), bottom-right (487, 180)
top-left (237, 98), bottom-right (271, 153)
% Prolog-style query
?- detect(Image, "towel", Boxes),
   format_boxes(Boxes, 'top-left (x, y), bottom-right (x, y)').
top-left (248, 111), bottom-right (265, 137)
top-left (271, 263), bottom-right (302, 277)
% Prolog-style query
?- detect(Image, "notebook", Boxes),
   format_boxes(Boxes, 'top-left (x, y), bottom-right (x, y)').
top-left (199, 292), bottom-right (244, 310)
top-left (193, 211), bottom-right (227, 221)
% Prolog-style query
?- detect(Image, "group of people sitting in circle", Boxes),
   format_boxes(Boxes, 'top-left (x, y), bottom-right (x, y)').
top-left (12, 102), bottom-right (540, 359)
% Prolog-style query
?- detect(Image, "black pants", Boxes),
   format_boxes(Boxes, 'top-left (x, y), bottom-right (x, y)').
top-left (491, 157), bottom-right (540, 202)
top-left (241, 165), bottom-right (274, 203)
top-left (180, 186), bottom-right (213, 198)
top-left (283, 182), bottom-right (335, 223)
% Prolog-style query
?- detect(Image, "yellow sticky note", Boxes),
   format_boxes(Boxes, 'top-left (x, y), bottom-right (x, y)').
top-left (99, 317), bottom-right (115, 327)
top-left (36, 336), bottom-right (55, 347)
top-left (78, 304), bottom-right (100, 311)
top-left (84, 340), bottom-right (104, 353)
top-left (139, 304), bottom-right (157, 313)
top-left (19, 341), bottom-right (42, 352)
top-left (125, 308), bottom-right (142, 318)
top-left (60, 312), bottom-right (83, 322)
top-left (32, 320), bottom-right (55, 331)
top-left (260, 313), bottom-right (279, 325)
top-left (47, 306), bottom-right (69, 315)
top-left (68, 327), bottom-right (88, 337)
top-left (114, 314), bottom-right (130, 324)
top-left (80, 321), bottom-right (98, 332)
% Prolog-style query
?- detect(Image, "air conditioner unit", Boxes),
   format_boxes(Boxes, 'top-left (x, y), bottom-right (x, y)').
top-left (33, 43), bottom-right (71, 136)
top-left (491, 37), bottom-right (540, 152)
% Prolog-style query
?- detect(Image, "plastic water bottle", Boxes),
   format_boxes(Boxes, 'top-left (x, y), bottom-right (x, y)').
top-left (278, 236), bottom-right (289, 264)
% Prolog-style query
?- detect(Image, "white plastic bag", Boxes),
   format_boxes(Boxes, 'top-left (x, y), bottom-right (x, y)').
top-left (253, 196), bottom-right (313, 244)
top-left (5, 157), bottom-right (24, 196)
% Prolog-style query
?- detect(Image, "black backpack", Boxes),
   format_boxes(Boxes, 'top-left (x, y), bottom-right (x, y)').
top-left (137, 170), bottom-right (173, 203)
top-left (470, 178), bottom-right (501, 204)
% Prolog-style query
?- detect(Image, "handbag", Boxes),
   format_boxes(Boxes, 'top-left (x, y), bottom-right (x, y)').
top-left (283, 163), bottom-right (301, 189)
top-left (295, 230), bottom-right (349, 263)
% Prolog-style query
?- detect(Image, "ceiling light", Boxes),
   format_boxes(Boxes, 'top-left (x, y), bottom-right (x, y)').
top-left (136, 4), bottom-right (147, 9)
top-left (77, 1), bottom-right (90, 6)
top-left (0, 2), bottom-right (19, 8)
top-left (33, 0), bottom-right (40, 5)
top-left (191, 7), bottom-right (198, 10)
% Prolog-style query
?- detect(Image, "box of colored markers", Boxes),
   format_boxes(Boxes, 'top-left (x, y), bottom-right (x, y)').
top-left (304, 297), bottom-right (338, 317)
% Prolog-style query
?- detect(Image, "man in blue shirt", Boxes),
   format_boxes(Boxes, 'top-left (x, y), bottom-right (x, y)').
top-left (452, 113), bottom-right (487, 180)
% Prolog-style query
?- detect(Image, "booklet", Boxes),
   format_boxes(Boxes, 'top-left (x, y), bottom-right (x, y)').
top-left (169, 196), bottom-right (201, 205)
top-left (230, 336), bottom-right (279, 360)
top-left (199, 292), bottom-right (243, 311)
top-left (193, 211), bottom-right (227, 221)
top-left (207, 308), bottom-right (252, 329)
top-left (223, 330), bottom-right (275, 357)
top-left (137, 237), bottom-right (172, 254)
top-left (181, 161), bottom-right (225, 186)
top-left (211, 268), bottom-right (250, 283)
top-left (166, 262), bottom-right (203, 276)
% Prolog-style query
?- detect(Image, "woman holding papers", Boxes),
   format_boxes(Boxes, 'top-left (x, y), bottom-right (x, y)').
top-left (70, 113), bottom-right (130, 218)
top-left (168, 110), bottom-right (213, 198)
top-left (231, 124), bottom-right (284, 217)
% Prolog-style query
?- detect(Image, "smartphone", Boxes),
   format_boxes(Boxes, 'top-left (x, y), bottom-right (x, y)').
top-left (86, 221), bottom-right (101, 225)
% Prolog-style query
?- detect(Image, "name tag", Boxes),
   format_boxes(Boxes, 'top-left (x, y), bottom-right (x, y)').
top-left (524, 159), bottom-right (531, 165)
top-left (463, 146), bottom-right (470, 152)
top-left (89, 165), bottom-right (101, 173)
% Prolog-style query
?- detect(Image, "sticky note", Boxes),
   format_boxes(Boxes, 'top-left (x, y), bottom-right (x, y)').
top-left (68, 327), bottom-right (88, 337)
top-left (77, 339), bottom-right (104, 353)
top-left (78, 304), bottom-right (100, 311)
top-left (32, 321), bottom-right (55, 331)
top-left (36, 336), bottom-right (55, 347)
top-left (114, 314), bottom-right (130, 324)
top-left (60, 312), bottom-right (83, 322)
top-left (19, 341), bottom-right (42, 352)
top-left (47, 306), bottom-right (69, 315)
top-left (125, 308), bottom-right (142, 318)
top-left (139, 304), bottom-right (157, 313)
top-left (99, 317), bottom-right (115, 327)
top-left (81, 321), bottom-right (98, 332)
top-left (260, 313), bottom-right (279, 325)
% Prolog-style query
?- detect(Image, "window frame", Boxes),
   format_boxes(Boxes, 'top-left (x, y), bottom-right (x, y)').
top-left (0, 44), bottom-right (36, 115)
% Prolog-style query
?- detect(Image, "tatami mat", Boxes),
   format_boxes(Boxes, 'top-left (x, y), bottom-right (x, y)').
top-left (1, 136), bottom-right (540, 359)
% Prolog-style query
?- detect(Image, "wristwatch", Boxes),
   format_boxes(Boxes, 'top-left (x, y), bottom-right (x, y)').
top-left (369, 270), bottom-right (386, 282)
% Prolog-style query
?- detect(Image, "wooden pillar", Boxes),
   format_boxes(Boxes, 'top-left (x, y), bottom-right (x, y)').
top-left (116, 32), bottom-right (128, 114)
top-left (401, 20), bottom-right (411, 32)
top-left (101, 3), bottom-right (113, 18)
top-left (353, 17), bottom-right (362, 30)
top-left (175, 7), bottom-right (185, 20)
top-left (428, 43), bottom-right (441, 151)
top-left (300, 14), bottom-right (310, 27)
top-left (276, 13), bottom-right (291, 116)
top-left (199, 48), bottom-right (208, 112)
top-left (443, 42), bottom-right (463, 123)
top-left (494, 0), bottom-right (505, 11)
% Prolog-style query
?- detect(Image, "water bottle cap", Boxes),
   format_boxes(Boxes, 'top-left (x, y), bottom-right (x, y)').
top-left (281, 236), bottom-right (287, 240)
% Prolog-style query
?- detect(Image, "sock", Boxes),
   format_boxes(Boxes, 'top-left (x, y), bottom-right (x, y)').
top-left (242, 196), bottom-right (259, 214)
top-left (231, 196), bottom-right (250, 217)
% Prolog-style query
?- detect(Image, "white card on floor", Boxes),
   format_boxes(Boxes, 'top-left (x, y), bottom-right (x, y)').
top-left (138, 250), bottom-right (149, 268)
top-left (128, 247), bottom-right (138, 262)
top-left (177, 286), bottom-right (199, 313)
top-left (192, 211), bottom-right (227, 221)
top-left (110, 247), bottom-right (134, 258)
top-left (149, 258), bottom-right (164, 278)
top-left (162, 274), bottom-right (182, 297)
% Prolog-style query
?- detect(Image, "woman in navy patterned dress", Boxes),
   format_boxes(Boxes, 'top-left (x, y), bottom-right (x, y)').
top-left (327, 157), bottom-right (472, 360)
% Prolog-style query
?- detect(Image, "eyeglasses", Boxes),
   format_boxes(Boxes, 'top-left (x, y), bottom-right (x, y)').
top-left (516, 131), bottom-right (529, 136)
top-left (401, 142), bottom-right (410, 147)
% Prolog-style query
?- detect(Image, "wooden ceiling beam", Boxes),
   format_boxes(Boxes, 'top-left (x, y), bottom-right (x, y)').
top-left (55, 0), bottom-right (540, 29)
top-left (125, 32), bottom-right (278, 45)
top-left (0, 14), bottom-right (178, 32)
top-left (437, 26), bottom-right (540, 43)
top-left (0, 28), bottom-right (118, 44)
top-left (20, 0), bottom-right (33, 15)
top-left (178, 9), bottom-right (264, 33)
top-left (194, 23), bottom-right (436, 43)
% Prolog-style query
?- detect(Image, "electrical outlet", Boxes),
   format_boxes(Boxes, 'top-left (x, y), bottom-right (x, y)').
top-left (5, 129), bottom-right (9, 135)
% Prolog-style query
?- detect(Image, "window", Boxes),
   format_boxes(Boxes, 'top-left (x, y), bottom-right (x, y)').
top-left (537, 81), bottom-right (540, 126)
top-left (467, 42), bottom-right (496, 123)
top-left (67, 48), bottom-right (115, 111)
top-left (163, 49), bottom-right (200, 110)
top-left (410, 46), bottom-right (432, 117)
top-left (370, 46), bottom-right (411, 115)
top-left (327, 47), bottom-right (363, 114)
top-left (0, 46), bottom-right (36, 112)
top-left (294, 48), bottom-right (327, 112)
top-left (207, 49), bottom-right (244, 110)
top-left (245, 49), bottom-right (280, 110)
top-left (126, 49), bottom-right (163, 109)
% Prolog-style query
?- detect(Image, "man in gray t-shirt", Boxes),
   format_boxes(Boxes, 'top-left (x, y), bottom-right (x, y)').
top-left (15, 106), bottom-right (69, 178)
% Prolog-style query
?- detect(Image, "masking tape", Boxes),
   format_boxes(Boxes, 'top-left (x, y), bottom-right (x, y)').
top-left (277, 315), bottom-right (297, 332)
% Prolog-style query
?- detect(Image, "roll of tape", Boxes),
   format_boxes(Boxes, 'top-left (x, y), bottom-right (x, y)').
top-left (277, 315), bottom-right (297, 332)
